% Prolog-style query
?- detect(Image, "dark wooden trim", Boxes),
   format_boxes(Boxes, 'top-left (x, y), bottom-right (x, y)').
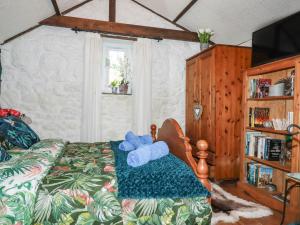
top-left (101, 34), bottom-right (137, 41)
top-left (2, 25), bottom-right (41, 44)
top-left (173, 0), bottom-right (198, 23)
top-left (109, 0), bottom-right (116, 22)
top-left (1, 0), bottom-right (94, 44)
top-left (131, 0), bottom-right (190, 32)
top-left (40, 16), bottom-right (199, 42)
top-left (51, 0), bottom-right (61, 16)
top-left (61, 0), bottom-right (93, 15)
top-left (186, 44), bottom-right (250, 61)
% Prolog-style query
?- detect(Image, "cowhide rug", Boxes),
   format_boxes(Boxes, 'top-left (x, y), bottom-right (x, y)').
top-left (211, 183), bottom-right (273, 225)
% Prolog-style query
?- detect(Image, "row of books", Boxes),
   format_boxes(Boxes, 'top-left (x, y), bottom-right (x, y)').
top-left (248, 107), bottom-right (270, 128)
top-left (245, 131), bottom-right (284, 161)
top-left (247, 162), bottom-right (273, 188)
top-left (249, 78), bottom-right (272, 98)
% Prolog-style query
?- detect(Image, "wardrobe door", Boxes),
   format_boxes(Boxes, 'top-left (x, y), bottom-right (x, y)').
top-left (186, 58), bottom-right (200, 145)
top-left (198, 51), bottom-right (216, 152)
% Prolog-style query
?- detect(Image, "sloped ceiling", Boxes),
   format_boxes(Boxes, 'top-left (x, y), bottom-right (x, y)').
top-left (0, 0), bottom-right (54, 43)
top-left (0, 0), bottom-right (300, 45)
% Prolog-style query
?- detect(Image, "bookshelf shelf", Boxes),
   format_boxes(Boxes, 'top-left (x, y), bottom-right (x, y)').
top-left (241, 55), bottom-right (300, 212)
top-left (246, 156), bottom-right (291, 172)
top-left (246, 127), bottom-right (289, 135)
top-left (247, 96), bottom-right (294, 101)
top-left (237, 181), bottom-right (283, 212)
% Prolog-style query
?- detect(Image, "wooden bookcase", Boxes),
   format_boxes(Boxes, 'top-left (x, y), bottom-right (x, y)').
top-left (238, 56), bottom-right (300, 216)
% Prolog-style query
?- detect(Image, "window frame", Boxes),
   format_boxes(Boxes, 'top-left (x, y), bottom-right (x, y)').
top-left (102, 38), bottom-right (134, 93)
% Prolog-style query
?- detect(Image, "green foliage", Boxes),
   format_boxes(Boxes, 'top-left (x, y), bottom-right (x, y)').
top-left (197, 28), bottom-right (214, 43)
top-left (87, 190), bottom-right (121, 222)
top-left (75, 212), bottom-right (95, 225)
top-left (110, 80), bottom-right (120, 88)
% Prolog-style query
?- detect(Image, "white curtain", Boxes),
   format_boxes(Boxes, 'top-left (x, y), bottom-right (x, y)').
top-left (132, 38), bottom-right (153, 134)
top-left (80, 33), bottom-right (102, 142)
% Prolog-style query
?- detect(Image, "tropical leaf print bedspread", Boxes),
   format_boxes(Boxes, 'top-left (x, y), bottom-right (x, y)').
top-left (0, 142), bottom-right (212, 225)
top-left (0, 139), bottom-right (66, 225)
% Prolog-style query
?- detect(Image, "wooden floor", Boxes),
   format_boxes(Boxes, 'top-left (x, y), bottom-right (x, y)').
top-left (216, 182), bottom-right (282, 225)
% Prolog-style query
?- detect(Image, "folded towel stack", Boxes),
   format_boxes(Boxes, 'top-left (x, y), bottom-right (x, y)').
top-left (119, 131), bottom-right (153, 151)
top-left (118, 131), bottom-right (169, 167)
top-left (127, 141), bottom-right (169, 167)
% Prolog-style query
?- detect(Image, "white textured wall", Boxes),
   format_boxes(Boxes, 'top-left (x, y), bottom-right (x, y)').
top-left (0, 27), bottom-right (85, 141)
top-left (0, 0), bottom-right (198, 142)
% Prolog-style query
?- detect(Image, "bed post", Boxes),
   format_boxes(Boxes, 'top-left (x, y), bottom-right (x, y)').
top-left (151, 124), bottom-right (157, 141)
top-left (196, 140), bottom-right (211, 192)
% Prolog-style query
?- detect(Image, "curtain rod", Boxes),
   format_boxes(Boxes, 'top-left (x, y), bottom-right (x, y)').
top-left (71, 27), bottom-right (163, 41)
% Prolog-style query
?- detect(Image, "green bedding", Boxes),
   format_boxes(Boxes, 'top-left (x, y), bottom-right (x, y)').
top-left (0, 141), bottom-right (212, 225)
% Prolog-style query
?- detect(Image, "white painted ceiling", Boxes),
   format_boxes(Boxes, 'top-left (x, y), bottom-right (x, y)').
top-left (0, 0), bottom-right (300, 45)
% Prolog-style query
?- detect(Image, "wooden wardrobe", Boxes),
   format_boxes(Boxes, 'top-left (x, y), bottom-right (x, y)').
top-left (186, 45), bottom-right (252, 180)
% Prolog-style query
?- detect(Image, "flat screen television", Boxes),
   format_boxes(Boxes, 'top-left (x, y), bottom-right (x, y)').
top-left (252, 11), bottom-right (300, 67)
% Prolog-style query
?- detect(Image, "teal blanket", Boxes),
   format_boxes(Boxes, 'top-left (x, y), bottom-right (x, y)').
top-left (110, 141), bottom-right (210, 199)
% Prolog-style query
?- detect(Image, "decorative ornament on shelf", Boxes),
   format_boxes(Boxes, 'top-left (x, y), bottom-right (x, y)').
top-left (197, 28), bottom-right (214, 51)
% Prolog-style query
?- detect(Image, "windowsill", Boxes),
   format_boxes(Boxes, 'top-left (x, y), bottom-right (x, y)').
top-left (102, 92), bottom-right (132, 96)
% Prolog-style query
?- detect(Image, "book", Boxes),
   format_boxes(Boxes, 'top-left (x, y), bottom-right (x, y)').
top-left (247, 162), bottom-right (257, 185)
top-left (247, 163), bottom-right (273, 188)
top-left (256, 165), bottom-right (273, 188)
top-left (265, 139), bottom-right (284, 161)
top-left (257, 79), bottom-right (272, 98)
top-left (248, 107), bottom-right (255, 127)
top-left (254, 107), bottom-right (270, 128)
top-left (245, 131), bottom-right (261, 155)
top-left (249, 78), bottom-right (272, 98)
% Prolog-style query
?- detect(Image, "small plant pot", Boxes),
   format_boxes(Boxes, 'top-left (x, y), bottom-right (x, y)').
top-left (112, 87), bottom-right (118, 94)
top-left (200, 43), bottom-right (209, 51)
top-left (119, 84), bottom-right (128, 94)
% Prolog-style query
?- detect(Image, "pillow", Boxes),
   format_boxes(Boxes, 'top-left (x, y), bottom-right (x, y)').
top-left (0, 146), bottom-right (11, 162)
top-left (0, 116), bottom-right (40, 149)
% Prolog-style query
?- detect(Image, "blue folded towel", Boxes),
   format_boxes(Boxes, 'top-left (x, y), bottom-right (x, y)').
top-left (127, 141), bottom-right (169, 167)
top-left (139, 135), bottom-right (153, 145)
top-left (125, 131), bottom-right (143, 148)
top-left (118, 141), bottom-right (135, 151)
top-left (127, 145), bottom-right (152, 167)
top-left (150, 141), bottom-right (169, 160)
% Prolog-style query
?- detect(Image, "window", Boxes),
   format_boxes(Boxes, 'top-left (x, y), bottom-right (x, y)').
top-left (102, 39), bottom-right (133, 94)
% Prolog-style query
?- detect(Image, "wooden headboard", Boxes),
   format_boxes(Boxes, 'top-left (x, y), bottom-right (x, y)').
top-left (151, 118), bottom-right (211, 192)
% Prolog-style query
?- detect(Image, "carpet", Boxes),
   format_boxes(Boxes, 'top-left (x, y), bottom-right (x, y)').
top-left (211, 183), bottom-right (273, 225)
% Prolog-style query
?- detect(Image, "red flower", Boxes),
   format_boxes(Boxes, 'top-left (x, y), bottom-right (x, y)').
top-left (53, 166), bottom-right (70, 171)
top-left (122, 199), bottom-right (136, 213)
top-left (102, 149), bottom-right (112, 153)
top-left (104, 182), bottom-right (116, 192)
top-left (104, 165), bottom-right (114, 172)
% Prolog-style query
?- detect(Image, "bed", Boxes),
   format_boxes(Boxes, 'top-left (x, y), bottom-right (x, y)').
top-left (0, 118), bottom-right (212, 225)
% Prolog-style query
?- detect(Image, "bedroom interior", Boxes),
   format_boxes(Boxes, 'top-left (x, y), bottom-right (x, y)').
top-left (0, 0), bottom-right (300, 225)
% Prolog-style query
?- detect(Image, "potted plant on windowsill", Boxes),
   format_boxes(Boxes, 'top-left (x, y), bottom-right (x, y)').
top-left (119, 78), bottom-right (129, 94)
top-left (110, 80), bottom-right (120, 94)
top-left (197, 28), bottom-right (214, 51)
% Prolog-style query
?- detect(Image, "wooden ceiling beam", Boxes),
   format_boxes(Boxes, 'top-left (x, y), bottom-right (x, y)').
top-left (131, 0), bottom-right (190, 32)
top-left (173, 0), bottom-right (198, 23)
top-left (51, 0), bottom-right (61, 16)
top-left (40, 16), bottom-right (199, 42)
top-left (109, 0), bottom-right (116, 22)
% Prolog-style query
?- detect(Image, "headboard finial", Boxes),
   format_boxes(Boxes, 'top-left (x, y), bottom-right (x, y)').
top-left (151, 124), bottom-right (157, 141)
top-left (196, 140), bottom-right (211, 192)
